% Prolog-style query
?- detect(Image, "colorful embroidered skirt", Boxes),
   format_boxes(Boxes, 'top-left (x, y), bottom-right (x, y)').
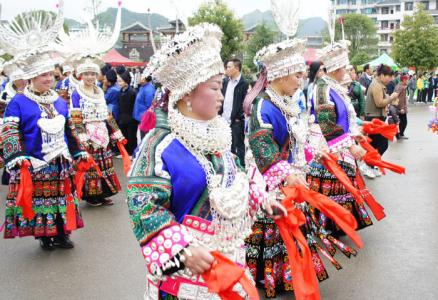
top-left (306, 160), bottom-right (373, 234)
top-left (3, 159), bottom-right (84, 239)
top-left (245, 216), bottom-right (334, 298)
top-left (82, 146), bottom-right (121, 202)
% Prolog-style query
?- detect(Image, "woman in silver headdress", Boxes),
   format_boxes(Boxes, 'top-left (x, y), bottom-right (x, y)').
top-left (127, 23), bottom-right (283, 300)
top-left (0, 2), bottom-right (87, 249)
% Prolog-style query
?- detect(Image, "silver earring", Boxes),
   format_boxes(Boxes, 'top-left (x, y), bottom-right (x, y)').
top-left (187, 101), bottom-right (192, 112)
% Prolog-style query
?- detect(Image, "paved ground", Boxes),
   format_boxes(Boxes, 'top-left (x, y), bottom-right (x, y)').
top-left (0, 105), bottom-right (437, 300)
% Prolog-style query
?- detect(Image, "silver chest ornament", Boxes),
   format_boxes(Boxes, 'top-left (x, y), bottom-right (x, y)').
top-left (37, 112), bottom-right (70, 162)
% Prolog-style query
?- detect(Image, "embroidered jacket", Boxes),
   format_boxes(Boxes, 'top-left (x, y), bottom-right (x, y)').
top-left (310, 77), bottom-right (361, 154)
top-left (1, 93), bottom-right (84, 169)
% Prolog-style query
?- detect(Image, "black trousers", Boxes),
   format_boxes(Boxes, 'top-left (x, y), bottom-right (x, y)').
top-left (120, 123), bottom-right (139, 155)
top-left (428, 87), bottom-right (434, 102)
top-left (231, 121), bottom-right (245, 167)
top-left (398, 113), bottom-right (407, 136)
top-left (366, 116), bottom-right (389, 156)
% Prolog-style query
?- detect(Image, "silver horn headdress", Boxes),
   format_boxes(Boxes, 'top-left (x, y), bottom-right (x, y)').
top-left (53, 2), bottom-right (122, 75)
top-left (0, 1), bottom-right (64, 80)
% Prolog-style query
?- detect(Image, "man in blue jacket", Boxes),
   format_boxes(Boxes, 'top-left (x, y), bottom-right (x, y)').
top-left (104, 69), bottom-right (121, 121)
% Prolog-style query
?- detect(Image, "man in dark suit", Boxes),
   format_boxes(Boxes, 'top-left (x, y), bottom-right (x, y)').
top-left (220, 58), bottom-right (248, 166)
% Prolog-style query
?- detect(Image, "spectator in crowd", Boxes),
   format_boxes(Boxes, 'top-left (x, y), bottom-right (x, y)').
top-left (395, 74), bottom-right (409, 139)
top-left (98, 63), bottom-right (112, 90)
top-left (417, 73), bottom-right (425, 103)
top-left (433, 72), bottom-right (438, 100)
top-left (359, 63), bottom-right (373, 94)
top-left (133, 75), bottom-right (156, 139)
top-left (220, 58), bottom-right (248, 166)
top-left (132, 68), bottom-right (141, 91)
top-left (53, 64), bottom-right (65, 90)
top-left (347, 65), bottom-right (366, 119)
top-left (407, 73), bottom-right (417, 103)
top-left (306, 60), bottom-right (324, 101)
top-left (117, 71), bottom-right (138, 155)
top-left (428, 72), bottom-right (436, 102)
top-left (365, 64), bottom-right (399, 156)
top-left (104, 69), bottom-right (121, 121)
top-left (386, 71), bottom-right (396, 95)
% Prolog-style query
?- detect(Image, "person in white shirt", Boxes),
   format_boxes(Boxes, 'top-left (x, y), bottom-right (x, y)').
top-left (220, 58), bottom-right (248, 166)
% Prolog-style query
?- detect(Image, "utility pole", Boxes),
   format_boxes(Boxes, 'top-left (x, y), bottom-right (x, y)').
top-left (147, 8), bottom-right (157, 53)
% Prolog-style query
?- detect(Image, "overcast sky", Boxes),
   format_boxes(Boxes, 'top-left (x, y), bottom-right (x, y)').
top-left (0, 0), bottom-right (330, 23)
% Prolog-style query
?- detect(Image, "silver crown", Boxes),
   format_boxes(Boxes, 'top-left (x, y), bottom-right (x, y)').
top-left (317, 40), bottom-right (350, 73)
top-left (148, 23), bottom-right (224, 107)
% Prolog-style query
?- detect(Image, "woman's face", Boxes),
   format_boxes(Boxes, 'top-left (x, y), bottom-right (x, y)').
top-left (31, 71), bottom-right (54, 93)
top-left (180, 74), bottom-right (224, 121)
top-left (349, 68), bottom-right (357, 81)
top-left (330, 67), bottom-right (346, 82)
top-left (82, 72), bottom-right (97, 86)
top-left (276, 72), bottom-right (303, 96)
top-left (13, 79), bottom-right (26, 91)
top-left (316, 67), bottom-right (325, 79)
top-left (380, 74), bottom-right (393, 85)
top-left (117, 76), bottom-right (128, 89)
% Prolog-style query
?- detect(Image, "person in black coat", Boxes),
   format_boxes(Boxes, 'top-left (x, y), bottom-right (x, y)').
top-left (117, 71), bottom-right (139, 155)
top-left (220, 58), bottom-right (248, 166)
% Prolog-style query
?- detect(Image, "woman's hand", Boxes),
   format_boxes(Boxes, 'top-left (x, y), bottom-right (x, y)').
top-left (349, 144), bottom-right (366, 160)
top-left (285, 173), bottom-right (308, 188)
top-left (263, 199), bottom-right (288, 220)
top-left (183, 245), bottom-right (214, 276)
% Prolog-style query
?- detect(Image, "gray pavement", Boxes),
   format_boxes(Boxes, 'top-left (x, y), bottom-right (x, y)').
top-left (0, 105), bottom-right (437, 300)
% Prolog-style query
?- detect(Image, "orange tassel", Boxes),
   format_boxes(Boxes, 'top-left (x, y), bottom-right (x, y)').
top-left (355, 172), bottom-right (386, 221)
top-left (16, 160), bottom-right (34, 221)
top-left (117, 140), bottom-right (132, 176)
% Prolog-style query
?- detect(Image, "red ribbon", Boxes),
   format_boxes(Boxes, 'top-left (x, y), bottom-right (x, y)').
top-left (359, 140), bottom-right (406, 175)
top-left (275, 186), bottom-right (364, 300)
top-left (75, 156), bottom-right (102, 201)
top-left (321, 152), bottom-right (386, 221)
top-left (363, 119), bottom-right (398, 141)
top-left (64, 178), bottom-right (77, 231)
top-left (117, 140), bottom-right (132, 176)
top-left (16, 160), bottom-right (34, 221)
top-left (202, 251), bottom-right (260, 300)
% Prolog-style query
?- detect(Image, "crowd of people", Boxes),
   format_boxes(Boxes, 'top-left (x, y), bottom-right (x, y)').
top-left (0, 2), bottom-right (416, 300)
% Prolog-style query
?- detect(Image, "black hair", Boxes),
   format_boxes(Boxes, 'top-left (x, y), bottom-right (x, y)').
top-left (376, 64), bottom-right (394, 77)
top-left (55, 64), bottom-right (63, 73)
top-left (101, 63), bottom-right (112, 76)
top-left (226, 58), bottom-right (242, 72)
top-left (308, 61), bottom-right (323, 84)
top-left (364, 64), bottom-right (371, 72)
top-left (146, 76), bottom-right (152, 82)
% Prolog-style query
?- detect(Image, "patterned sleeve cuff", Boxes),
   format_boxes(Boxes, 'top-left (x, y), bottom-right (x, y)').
top-left (327, 133), bottom-right (354, 153)
top-left (73, 151), bottom-right (88, 160)
top-left (110, 130), bottom-right (125, 142)
top-left (263, 160), bottom-right (298, 192)
top-left (141, 224), bottom-right (193, 278)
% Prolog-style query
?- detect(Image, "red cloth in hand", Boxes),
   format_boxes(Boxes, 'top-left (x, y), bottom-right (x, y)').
top-left (202, 251), bottom-right (260, 300)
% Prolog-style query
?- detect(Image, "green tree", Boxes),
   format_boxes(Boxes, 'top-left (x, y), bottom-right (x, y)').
top-left (350, 51), bottom-right (374, 66)
top-left (188, 0), bottom-right (244, 60)
top-left (244, 23), bottom-right (276, 72)
top-left (323, 13), bottom-right (378, 61)
top-left (392, 4), bottom-right (438, 71)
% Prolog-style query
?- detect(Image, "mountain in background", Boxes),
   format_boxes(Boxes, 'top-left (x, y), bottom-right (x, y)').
top-left (65, 7), bottom-right (326, 37)
top-left (242, 9), bottom-right (326, 37)
top-left (65, 7), bottom-right (169, 30)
